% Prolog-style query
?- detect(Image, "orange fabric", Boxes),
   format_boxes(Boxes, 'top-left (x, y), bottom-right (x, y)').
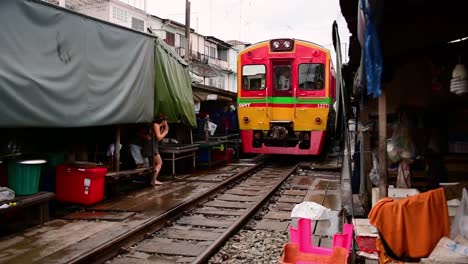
top-left (375, 237), bottom-right (404, 264)
top-left (369, 188), bottom-right (450, 261)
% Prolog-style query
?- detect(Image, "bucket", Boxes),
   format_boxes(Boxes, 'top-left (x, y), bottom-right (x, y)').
top-left (8, 160), bottom-right (47, 195)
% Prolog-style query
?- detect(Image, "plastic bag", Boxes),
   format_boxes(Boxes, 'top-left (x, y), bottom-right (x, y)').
top-left (451, 188), bottom-right (468, 240)
top-left (207, 121), bottom-right (217, 136)
top-left (0, 187), bottom-right (15, 202)
top-left (369, 152), bottom-right (380, 186)
top-left (387, 118), bottom-right (415, 163)
top-left (291, 202), bottom-right (331, 220)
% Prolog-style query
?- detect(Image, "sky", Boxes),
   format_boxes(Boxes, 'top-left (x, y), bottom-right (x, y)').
top-left (140, 0), bottom-right (350, 61)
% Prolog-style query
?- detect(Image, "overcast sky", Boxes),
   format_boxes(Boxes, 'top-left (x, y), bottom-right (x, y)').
top-left (142, 0), bottom-right (350, 60)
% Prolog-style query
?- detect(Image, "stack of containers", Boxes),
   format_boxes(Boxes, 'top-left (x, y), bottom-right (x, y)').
top-left (56, 163), bottom-right (107, 205)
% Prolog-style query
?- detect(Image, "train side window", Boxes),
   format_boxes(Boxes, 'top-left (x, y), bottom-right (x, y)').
top-left (242, 65), bottom-right (266, 91)
top-left (298, 63), bottom-right (325, 90)
top-left (274, 66), bottom-right (292, 91)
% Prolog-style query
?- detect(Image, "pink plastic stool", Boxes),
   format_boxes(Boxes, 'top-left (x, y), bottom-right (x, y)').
top-left (289, 218), bottom-right (353, 259)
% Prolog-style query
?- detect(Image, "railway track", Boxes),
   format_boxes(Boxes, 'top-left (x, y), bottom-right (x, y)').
top-left (105, 161), bottom-right (298, 264)
top-left (46, 157), bottom-right (344, 264)
top-left (97, 158), bottom-right (343, 264)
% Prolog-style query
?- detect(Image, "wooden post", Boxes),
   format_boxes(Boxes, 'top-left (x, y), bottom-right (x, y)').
top-left (378, 90), bottom-right (387, 198)
top-left (114, 126), bottom-right (121, 172)
top-left (360, 106), bottom-right (373, 210)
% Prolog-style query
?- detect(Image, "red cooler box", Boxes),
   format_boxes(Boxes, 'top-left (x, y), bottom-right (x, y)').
top-left (56, 164), bottom-right (107, 205)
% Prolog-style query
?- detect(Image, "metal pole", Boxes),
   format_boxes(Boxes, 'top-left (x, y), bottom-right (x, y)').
top-left (185, 0), bottom-right (191, 62)
top-left (115, 126), bottom-right (121, 172)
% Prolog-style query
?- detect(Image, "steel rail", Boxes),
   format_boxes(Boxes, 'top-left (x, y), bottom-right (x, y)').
top-left (191, 163), bottom-right (299, 264)
top-left (69, 162), bottom-right (265, 264)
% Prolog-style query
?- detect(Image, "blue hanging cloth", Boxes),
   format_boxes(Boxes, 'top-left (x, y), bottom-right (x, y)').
top-left (361, 0), bottom-right (383, 98)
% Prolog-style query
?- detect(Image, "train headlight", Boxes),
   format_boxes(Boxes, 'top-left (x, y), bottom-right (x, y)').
top-left (243, 116), bottom-right (249, 123)
top-left (315, 117), bottom-right (322, 124)
top-left (270, 39), bottom-right (294, 51)
top-left (272, 41), bottom-right (280, 49)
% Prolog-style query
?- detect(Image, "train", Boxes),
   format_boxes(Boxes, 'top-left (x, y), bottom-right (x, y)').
top-left (237, 38), bottom-right (337, 155)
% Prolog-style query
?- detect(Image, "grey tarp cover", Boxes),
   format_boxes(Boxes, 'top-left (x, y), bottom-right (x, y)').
top-left (154, 38), bottom-right (197, 127)
top-left (0, 0), bottom-right (155, 127)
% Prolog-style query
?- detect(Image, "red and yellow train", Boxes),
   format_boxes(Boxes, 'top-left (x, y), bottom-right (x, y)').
top-left (237, 38), bottom-right (336, 155)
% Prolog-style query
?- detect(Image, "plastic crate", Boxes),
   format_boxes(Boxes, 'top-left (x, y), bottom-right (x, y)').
top-left (56, 164), bottom-right (107, 205)
top-left (8, 160), bottom-right (46, 195)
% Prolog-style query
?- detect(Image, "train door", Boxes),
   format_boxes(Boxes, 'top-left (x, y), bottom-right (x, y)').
top-left (270, 61), bottom-right (293, 122)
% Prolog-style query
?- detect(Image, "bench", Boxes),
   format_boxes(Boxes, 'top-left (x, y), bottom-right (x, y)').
top-left (105, 168), bottom-right (153, 183)
top-left (0, 191), bottom-right (55, 236)
top-left (105, 168), bottom-right (154, 195)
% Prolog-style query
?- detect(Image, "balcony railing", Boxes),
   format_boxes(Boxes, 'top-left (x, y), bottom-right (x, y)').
top-left (189, 51), bottom-right (230, 71)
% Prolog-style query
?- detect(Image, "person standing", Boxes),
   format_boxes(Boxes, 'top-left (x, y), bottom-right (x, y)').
top-left (143, 114), bottom-right (169, 186)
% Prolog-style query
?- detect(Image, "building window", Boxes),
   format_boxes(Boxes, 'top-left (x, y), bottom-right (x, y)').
top-left (131, 17), bottom-right (144, 31)
top-left (210, 47), bottom-right (216, 58)
top-left (218, 49), bottom-right (227, 61)
top-left (165, 32), bottom-right (175, 46)
top-left (112, 7), bottom-right (127, 22)
top-left (96, 5), bottom-right (107, 12)
top-left (179, 35), bottom-right (187, 48)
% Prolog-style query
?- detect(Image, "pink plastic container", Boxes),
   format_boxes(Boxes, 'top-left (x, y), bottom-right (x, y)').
top-left (280, 218), bottom-right (354, 264)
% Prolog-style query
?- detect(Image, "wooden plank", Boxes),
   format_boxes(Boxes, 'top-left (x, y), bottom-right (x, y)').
top-left (158, 228), bottom-right (219, 241)
top-left (378, 90), bottom-right (387, 198)
top-left (274, 203), bottom-right (296, 211)
top-left (263, 211), bottom-right (291, 220)
top-left (216, 194), bottom-right (259, 202)
top-left (105, 168), bottom-right (152, 178)
top-left (277, 196), bottom-right (303, 204)
top-left (204, 200), bottom-right (253, 209)
top-left (224, 189), bottom-right (265, 196)
top-left (283, 190), bottom-right (307, 196)
top-left (255, 219), bottom-right (289, 231)
top-left (1, 192), bottom-right (55, 214)
top-left (62, 211), bottom-right (135, 221)
top-left (176, 215), bottom-right (235, 228)
top-left (136, 239), bottom-right (206, 257)
top-left (195, 207), bottom-right (245, 216)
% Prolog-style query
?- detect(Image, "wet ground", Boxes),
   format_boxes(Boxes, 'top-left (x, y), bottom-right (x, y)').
top-left (0, 156), bottom-right (352, 264)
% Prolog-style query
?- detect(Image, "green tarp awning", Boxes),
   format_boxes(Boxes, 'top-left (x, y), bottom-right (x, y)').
top-left (154, 38), bottom-right (197, 127)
